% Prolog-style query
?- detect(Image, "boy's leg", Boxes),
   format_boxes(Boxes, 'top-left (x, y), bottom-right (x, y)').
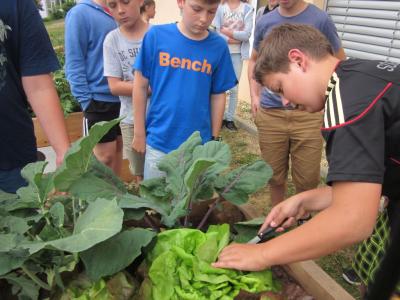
top-left (120, 123), bottom-right (145, 181)
top-left (255, 108), bottom-right (290, 206)
top-left (143, 144), bottom-right (166, 180)
top-left (289, 110), bottom-right (323, 195)
top-left (83, 100), bottom-right (123, 175)
top-left (224, 54), bottom-right (243, 128)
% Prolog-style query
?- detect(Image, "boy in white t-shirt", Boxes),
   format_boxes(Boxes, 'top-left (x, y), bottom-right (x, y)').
top-left (103, 0), bottom-right (150, 182)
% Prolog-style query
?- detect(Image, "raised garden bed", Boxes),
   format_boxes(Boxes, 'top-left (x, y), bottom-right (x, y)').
top-left (25, 116), bottom-right (355, 299)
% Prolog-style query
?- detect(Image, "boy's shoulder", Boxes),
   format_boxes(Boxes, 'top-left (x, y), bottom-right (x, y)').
top-left (323, 59), bottom-right (399, 130)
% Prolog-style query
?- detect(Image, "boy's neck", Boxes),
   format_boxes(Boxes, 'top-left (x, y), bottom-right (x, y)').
top-left (120, 18), bottom-right (148, 40)
top-left (279, 0), bottom-right (308, 17)
top-left (177, 22), bottom-right (209, 41)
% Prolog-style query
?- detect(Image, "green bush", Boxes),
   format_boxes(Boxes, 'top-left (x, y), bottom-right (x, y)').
top-left (62, 1), bottom-right (76, 13)
top-left (49, 7), bottom-right (64, 20)
top-left (54, 47), bottom-right (80, 115)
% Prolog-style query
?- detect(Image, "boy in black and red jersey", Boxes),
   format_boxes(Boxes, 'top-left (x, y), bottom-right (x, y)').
top-left (213, 24), bottom-right (400, 298)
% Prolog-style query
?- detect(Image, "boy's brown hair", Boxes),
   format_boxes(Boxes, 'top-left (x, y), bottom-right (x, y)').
top-left (199, 0), bottom-right (221, 4)
top-left (140, 0), bottom-right (155, 14)
top-left (254, 24), bottom-right (334, 85)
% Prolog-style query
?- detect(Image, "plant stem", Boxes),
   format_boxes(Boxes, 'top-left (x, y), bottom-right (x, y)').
top-left (72, 197), bottom-right (77, 226)
top-left (184, 199), bottom-right (193, 228)
top-left (144, 215), bottom-right (159, 232)
top-left (21, 265), bottom-right (51, 291)
top-left (197, 196), bottom-right (220, 230)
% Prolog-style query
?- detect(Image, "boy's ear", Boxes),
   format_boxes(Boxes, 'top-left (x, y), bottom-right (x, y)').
top-left (288, 49), bottom-right (307, 72)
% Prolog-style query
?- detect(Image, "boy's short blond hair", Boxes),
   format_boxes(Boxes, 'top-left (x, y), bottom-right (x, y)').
top-left (254, 24), bottom-right (334, 85)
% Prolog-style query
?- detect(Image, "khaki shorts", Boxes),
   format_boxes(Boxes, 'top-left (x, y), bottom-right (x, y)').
top-left (255, 108), bottom-right (323, 192)
top-left (120, 123), bottom-right (145, 176)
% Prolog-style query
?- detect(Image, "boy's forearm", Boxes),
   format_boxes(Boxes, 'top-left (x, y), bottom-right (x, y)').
top-left (132, 72), bottom-right (148, 135)
top-left (22, 74), bottom-right (70, 163)
top-left (247, 53), bottom-right (261, 100)
top-left (261, 182), bottom-right (381, 267)
top-left (210, 93), bottom-right (226, 137)
top-left (107, 77), bottom-right (133, 97)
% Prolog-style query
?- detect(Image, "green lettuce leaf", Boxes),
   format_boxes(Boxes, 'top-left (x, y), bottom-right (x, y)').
top-left (146, 225), bottom-right (280, 299)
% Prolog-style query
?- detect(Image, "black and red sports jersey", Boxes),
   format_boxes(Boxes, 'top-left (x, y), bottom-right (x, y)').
top-left (322, 59), bottom-right (400, 209)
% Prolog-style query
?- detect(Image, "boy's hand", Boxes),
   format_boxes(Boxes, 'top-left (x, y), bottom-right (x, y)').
top-left (260, 195), bottom-right (305, 233)
top-left (212, 243), bottom-right (269, 271)
top-left (132, 133), bottom-right (146, 154)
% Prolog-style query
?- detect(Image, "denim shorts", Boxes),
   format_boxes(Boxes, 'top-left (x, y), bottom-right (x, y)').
top-left (0, 167), bottom-right (27, 193)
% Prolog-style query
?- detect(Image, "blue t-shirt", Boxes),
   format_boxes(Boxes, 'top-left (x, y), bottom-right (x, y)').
top-left (254, 4), bottom-right (341, 108)
top-left (0, 0), bottom-right (60, 170)
top-left (134, 23), bottom-right (237, 153)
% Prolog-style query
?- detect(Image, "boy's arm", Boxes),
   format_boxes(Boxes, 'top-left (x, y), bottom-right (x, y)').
top-left (210, 93), bottom-right (226, 138)
top-left (248, 50), bottom-right (261, 118)
top-left (223, 7), bottom-right (254, 42)
top-left (213, 181), bottom-right (381, 271)
top-left (65, 11), bottom-right (91, 109)
top-left (22, 74), bottom-right (70, 166)
top-left (132, 70), bottom-right (149, 153)
top-left (107, 77), bottom-right (133, 97)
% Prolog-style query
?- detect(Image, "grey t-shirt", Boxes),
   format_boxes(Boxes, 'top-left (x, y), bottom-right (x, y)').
top-left (103, 28), bottom-right (144, 124)
top-left (254, 4), bottom-right (342, 108)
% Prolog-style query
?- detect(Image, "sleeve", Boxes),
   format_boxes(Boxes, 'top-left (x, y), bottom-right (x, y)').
top-left (213, 6), bottom-right (229, 42)
top-left (211, 43), bottom-right (238, 94)
top-left (321, 15), bottom-right (342, 53)
top-left (103, 33), bottom-right (122, 79)
top-left (64, 8), bottom-right (92, 104)
top-left (252, 18), bottom-right (265, 52)
top-left (325, 106), bottom-right (386, 185)
top-left (232, 5), bottom-right (254, 42)
top-left (133, 27), bottom-right (155, 80)
top-left (18, 0), bottom-right (60, 76)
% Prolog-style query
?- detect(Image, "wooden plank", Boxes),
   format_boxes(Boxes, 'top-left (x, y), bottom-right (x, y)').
top-left (239, 205), bottom-right (355, 300)
top-left (34, 112), bottom-right (135, 182)
top-left (33, 111), bottom-right (83, 147)
top-left (283, 262), bottom-right (355, 300)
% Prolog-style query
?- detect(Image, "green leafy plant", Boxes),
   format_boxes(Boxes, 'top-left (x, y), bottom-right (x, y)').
top-left (142, 224), bottom-right (280, 299)
top-left (0, 120), bottom-right (275, 299)
top-left (0, 119), bottom-right (156, 299)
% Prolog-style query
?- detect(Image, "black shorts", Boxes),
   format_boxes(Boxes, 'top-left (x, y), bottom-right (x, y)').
top-left (83, 100), bottom-right (121, 143)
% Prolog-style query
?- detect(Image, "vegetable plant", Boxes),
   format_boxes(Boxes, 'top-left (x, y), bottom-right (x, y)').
top-left (0, 119), bottom-right (277, 299)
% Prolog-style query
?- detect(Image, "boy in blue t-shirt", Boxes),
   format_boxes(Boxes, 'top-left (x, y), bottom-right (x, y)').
top-left (133, 0), bottom-right (237, 179)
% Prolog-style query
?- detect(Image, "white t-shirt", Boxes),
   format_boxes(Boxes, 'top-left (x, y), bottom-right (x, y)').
top-left (103, 28), bottom-right (144, 125)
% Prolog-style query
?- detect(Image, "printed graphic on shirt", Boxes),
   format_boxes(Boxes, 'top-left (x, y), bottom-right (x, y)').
top-left (118, 46), bottom-right (140, 80)
top-left (159, 52), bottom-right (212, 75)
top-left (323, 72), bottom-right (345, 129)
top-left (0, 19), bottom-right (11, 91)
top-left (222, 8), bottom-right (244, 31)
